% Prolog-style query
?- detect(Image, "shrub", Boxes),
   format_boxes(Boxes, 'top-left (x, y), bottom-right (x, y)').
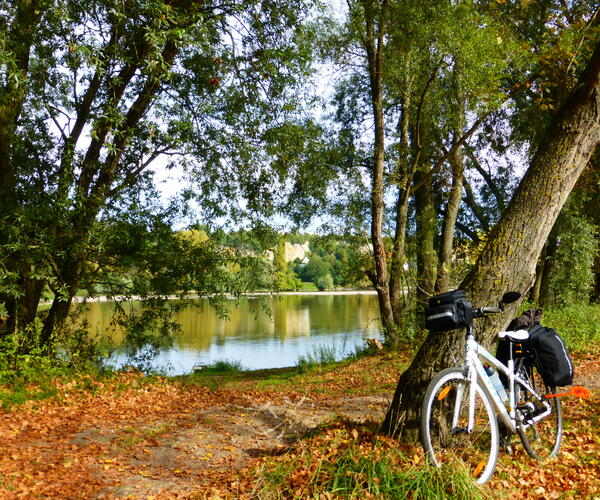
top-left (541, 303), bottom-right (600, 352)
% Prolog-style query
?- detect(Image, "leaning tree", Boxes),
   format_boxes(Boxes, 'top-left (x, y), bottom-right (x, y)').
top-left (383, 36), bottom-right (600, 438)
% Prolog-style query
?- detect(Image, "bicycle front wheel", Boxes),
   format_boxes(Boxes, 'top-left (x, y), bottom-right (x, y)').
top-left (420, 367), bottom-right (499, 484)
top-left (516, 362), bottom-right (562, 460)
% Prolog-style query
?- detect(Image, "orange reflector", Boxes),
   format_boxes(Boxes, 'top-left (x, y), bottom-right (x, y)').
top-left (544, 385), bottom-right (590, 399)
top-left (437, 386), bottom-right (452, 401)
top-left (473, 461), bottom-right (485, 477)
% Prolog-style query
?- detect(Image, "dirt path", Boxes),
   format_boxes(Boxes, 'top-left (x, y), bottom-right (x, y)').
top-left (96, 394), bottom-right (391, 498)
top-left (0, 375), bottom-right (393, 499)
top-left (96, 366), bottom-right (600, 498)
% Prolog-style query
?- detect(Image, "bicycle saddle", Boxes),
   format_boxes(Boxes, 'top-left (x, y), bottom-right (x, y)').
top-left (498, 329), bottom-right (530, 342)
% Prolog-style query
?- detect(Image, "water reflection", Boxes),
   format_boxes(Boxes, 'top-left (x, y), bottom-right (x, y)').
top-left (81, 293), bottom-right (382, 374)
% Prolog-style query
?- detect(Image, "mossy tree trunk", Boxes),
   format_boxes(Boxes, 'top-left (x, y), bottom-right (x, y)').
top-left (414, 172), bottom-right (437, 310)
top-left (382, 40), bottom-right (600, 439)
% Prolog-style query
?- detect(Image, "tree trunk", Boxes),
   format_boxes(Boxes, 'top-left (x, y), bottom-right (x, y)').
top-left (361, 1), bottom-right (397, 341)
top-left (539, 236), bottom-right (558, 306)
top-left (530, 241), bottom-right (548, 304)
top-left (389, 188), bottom-right (410, 324)
top-left (382, 40), bottom-right (600, 439)
top-left (389, 94), bottom-right (412, 328)
top-left (435, 148), bottom-right (465, 293)
top-left (414, 175), bottom-right (437, 310)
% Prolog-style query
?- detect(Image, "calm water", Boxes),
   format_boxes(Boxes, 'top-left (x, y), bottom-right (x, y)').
top-left (82, 293), bottom-right (382, 375)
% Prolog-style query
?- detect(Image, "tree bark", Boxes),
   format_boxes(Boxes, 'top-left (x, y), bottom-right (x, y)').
top-left (389, 97), bottom-right (412, 325)
top-left (414, 173), bottom-right (437, 309)
top-left (361, 0), bottom-right (397, 341)
top-left (389, 188), bottom-right (410, 324)
top-left (539, 236), bottom-right (558, 306)
top-left (436, 144), bottom-right (465, 293)
top-left (382, 39), bottom-right (600, 439)
top-left (530, 241), bottom-right (548, 304)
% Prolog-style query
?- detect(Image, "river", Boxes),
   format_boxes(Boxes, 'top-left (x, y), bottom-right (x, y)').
top-left (81, 292), bottom-right (382, 375)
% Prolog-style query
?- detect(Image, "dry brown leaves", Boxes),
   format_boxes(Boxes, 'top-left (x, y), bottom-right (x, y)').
top-left (0, 349), bottom-right (597, 499)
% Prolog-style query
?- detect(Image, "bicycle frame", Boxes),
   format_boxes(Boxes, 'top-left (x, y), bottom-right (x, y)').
top-left (463, 329), bottom-right (552, 434)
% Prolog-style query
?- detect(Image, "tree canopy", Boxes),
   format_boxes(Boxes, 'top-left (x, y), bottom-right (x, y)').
top-left (0, 0), bottom-right (318, 351)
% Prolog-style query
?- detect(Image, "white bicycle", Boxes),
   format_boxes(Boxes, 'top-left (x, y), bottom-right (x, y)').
top-left (420, 292), bottom-right (562, 484)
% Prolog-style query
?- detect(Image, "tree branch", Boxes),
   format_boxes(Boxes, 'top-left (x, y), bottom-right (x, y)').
top-left (465, 146), bottom-right (506, 213)
top-left (462, 175), bottom-right (490, 231)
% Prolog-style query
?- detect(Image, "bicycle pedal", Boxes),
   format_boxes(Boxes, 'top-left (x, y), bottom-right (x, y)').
top-left (451, 427), bottom-right (469, 435)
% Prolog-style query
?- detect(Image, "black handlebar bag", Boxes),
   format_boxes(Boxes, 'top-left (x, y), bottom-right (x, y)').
top-left (425, 290), bottom-right (473, 332)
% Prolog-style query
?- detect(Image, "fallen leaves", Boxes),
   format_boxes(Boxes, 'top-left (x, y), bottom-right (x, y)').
top-left (0, 349), bottom-right (597, 498)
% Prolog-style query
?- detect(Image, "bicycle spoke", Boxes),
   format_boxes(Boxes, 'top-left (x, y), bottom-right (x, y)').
top-left (516, 363), bottom-right (562, 460)
top-left (421, 368), bottom-right (499, 484)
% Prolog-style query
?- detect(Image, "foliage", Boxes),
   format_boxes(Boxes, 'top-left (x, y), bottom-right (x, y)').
top-left (541, 303), bottom-right (600, 353)
top-left (0, 0), bottom-right (319, 358)
top-left (543, 209), bottom-right (598, 306)
top-left (0, 327), bottom-right (105, 408)
top-left (76, 220), bottom-right (275, 366)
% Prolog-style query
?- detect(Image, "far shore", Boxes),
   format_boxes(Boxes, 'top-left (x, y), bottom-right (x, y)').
top-left (44, 289), bottom-right (378, 304)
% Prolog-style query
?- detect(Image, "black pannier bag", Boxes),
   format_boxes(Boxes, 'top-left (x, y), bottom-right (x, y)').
top-left (529, 324), bottom-right (574, 388)
top-left (496, 309), bottom-right (573, 388)
top-left (425, 289), bottom-right (473, 332)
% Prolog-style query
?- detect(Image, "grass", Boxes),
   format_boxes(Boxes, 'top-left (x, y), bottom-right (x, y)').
top-left (297, 281), bottom-right (319, 291)
top-left (540, 303), bottom-right (600, 352)
top-left (253, 421), bottom-right (491, 499)
top-left (296, 344), bottom-right (338, 372)
top-left (198, 359), bottom-right (246, 374)
top-left (296, 337), bottom-right (385, 374)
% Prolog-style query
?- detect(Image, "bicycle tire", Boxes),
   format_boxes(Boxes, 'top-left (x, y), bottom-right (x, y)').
top-left (420, 367), bottom-right (500, 484)
top-left (515, 361), bottom-right (562, 460)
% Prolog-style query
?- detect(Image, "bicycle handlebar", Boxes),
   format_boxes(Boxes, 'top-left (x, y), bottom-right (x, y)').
top-left (472, 305), bottom-right (503, 319)
top-left (471, 291), bottom-right (521, 319)
top-left (481, 306), bottom-right (503, 314)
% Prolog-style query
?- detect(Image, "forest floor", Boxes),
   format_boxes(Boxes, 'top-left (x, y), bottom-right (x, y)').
top-left (0, 348), bottom-right (598, 499)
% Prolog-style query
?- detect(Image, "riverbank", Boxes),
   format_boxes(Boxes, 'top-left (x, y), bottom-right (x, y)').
top-left (0, 346), bottom-right (598, 498)
top-left (40, 288), bottom-right (379, 304)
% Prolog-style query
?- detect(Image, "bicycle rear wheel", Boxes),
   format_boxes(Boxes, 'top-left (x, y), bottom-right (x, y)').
top-left (515, 361), bottom-right (562, 460)
top-left (420, 367), bottom-right (499, 484)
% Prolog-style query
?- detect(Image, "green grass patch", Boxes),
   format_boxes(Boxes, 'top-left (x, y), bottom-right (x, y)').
top-left (297, 281), bottom-right (318, 291)
top-left (541, 303), bottom-right (600, 352)
top-left (296, 345), bottom-right (338, 372)
top-left (198, 359), bottom-right (246, 374)
top-left (253, 422), bottom-right (491, 499)
top-left (177, 359), bottom-right (247, 391)
top-left (296, 339), bottom-right (384, 374)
